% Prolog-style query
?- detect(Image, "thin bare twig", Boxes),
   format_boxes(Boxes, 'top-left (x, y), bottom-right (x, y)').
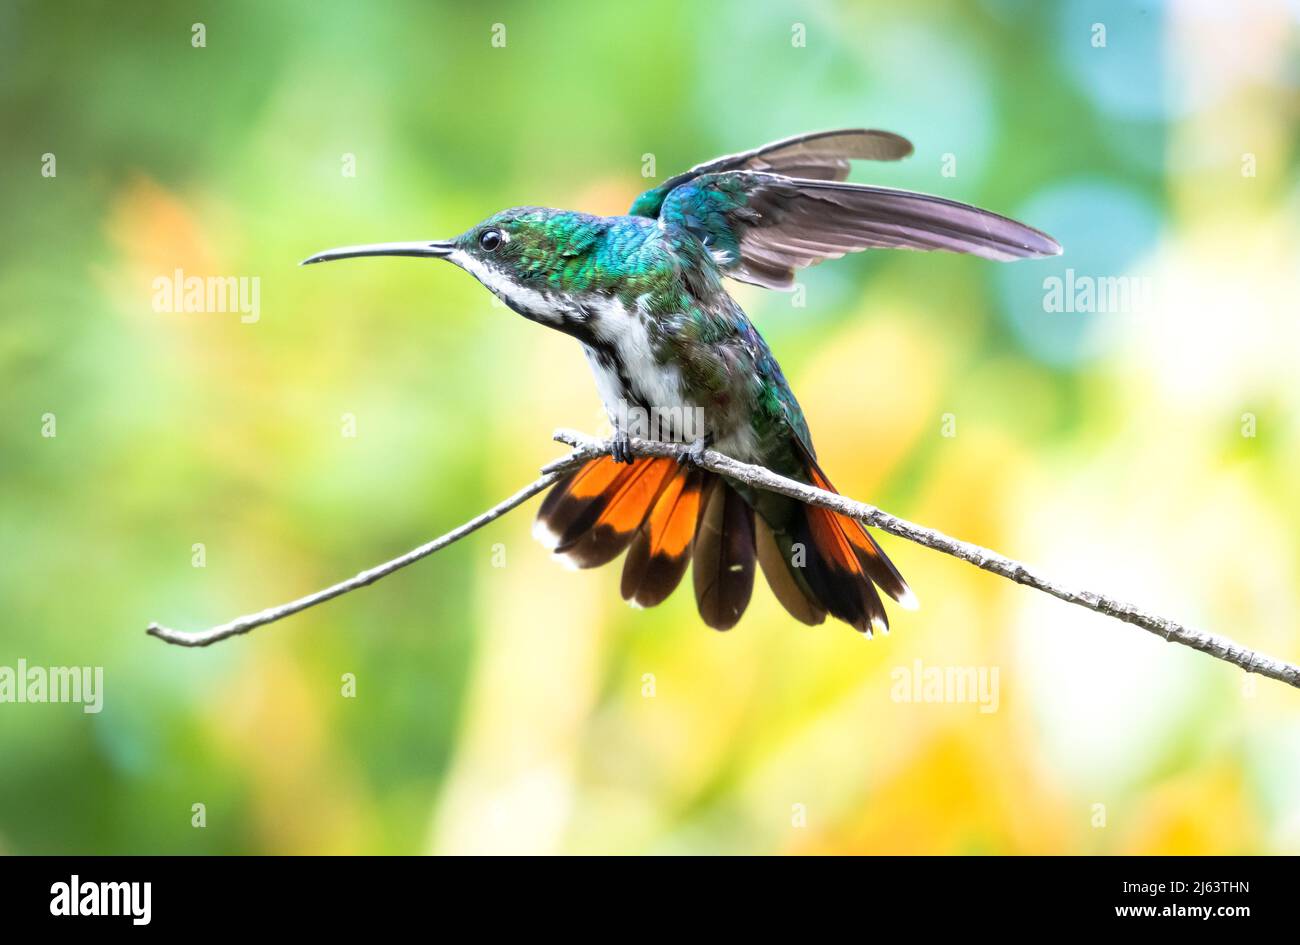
top-left (145, 441), bottom-right (606, 647)
top-left (147, 429), bottom-right (1300, 692)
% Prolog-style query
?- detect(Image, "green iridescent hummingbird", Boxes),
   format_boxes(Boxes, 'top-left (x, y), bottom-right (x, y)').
top-left (304, 129), bottom-right (1060, 635)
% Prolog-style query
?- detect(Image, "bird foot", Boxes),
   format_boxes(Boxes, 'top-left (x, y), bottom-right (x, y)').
top-left (610, 431), bottom-right (634, 464)
top-left (676, 435), bottom-right (712, 467)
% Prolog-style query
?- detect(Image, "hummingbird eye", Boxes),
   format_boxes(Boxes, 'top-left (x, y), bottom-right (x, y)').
top-left (479, 229), bottom-right (503, 252)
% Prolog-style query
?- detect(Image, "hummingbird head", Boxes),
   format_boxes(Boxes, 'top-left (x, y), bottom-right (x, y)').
top-left (302, 207), bottom-right (607, 326)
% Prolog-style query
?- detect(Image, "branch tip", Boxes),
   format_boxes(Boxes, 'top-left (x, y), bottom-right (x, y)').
top-left (142, 430), bottom-right (1300, 692)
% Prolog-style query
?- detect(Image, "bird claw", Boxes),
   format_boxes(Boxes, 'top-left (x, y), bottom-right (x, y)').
top-left (676, 435), bottom-right (711, 467)
top-left (610, 431), bottom-right (634, 464)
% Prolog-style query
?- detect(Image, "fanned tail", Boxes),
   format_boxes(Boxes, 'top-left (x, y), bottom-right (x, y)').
top-left (692, 478), bottom-right (757, 630)
top-left (765, 445), bottom-right (916, 636)
top-left (533, 450), bottom-right (914, 635)
top-left (533, 456), bottom-right (679, 569)
top-left (620, 466), bottom-right (707, 609)
top-left (755, 518), bottom-right (827, 626)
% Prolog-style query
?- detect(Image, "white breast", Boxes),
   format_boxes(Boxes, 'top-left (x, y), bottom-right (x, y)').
top-left (585, 296), bottom-right (686, 414)
top-left (583, 346), bottom-right (626, 422)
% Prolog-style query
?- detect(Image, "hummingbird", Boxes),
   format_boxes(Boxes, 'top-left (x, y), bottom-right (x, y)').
top-left (303, 129), bottom-right (1060, 636)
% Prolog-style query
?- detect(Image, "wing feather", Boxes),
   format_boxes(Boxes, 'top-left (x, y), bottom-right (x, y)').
top-left (660, 172), bottom-right (1062, 289)
top-left (682, 128), bottom-right (914, 181)
top-left (629, 128), bottom-right (913, 218)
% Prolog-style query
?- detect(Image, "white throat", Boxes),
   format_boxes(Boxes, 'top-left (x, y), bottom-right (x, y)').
top-left (449, 249), bottom-right (568, 325)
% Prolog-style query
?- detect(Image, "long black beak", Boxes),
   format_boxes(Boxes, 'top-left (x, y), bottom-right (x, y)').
top-left (300, 240), bottom-right (456, 266)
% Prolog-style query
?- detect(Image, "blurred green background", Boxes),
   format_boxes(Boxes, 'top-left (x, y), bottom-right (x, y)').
top-left (3, 0), bottom-right (1299, 854)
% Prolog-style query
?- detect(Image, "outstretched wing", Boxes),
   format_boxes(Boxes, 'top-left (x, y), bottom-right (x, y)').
top-left (629, 129), bottom-right (913, 218)
top-left (658, 171), bottom-right (1062, 290)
